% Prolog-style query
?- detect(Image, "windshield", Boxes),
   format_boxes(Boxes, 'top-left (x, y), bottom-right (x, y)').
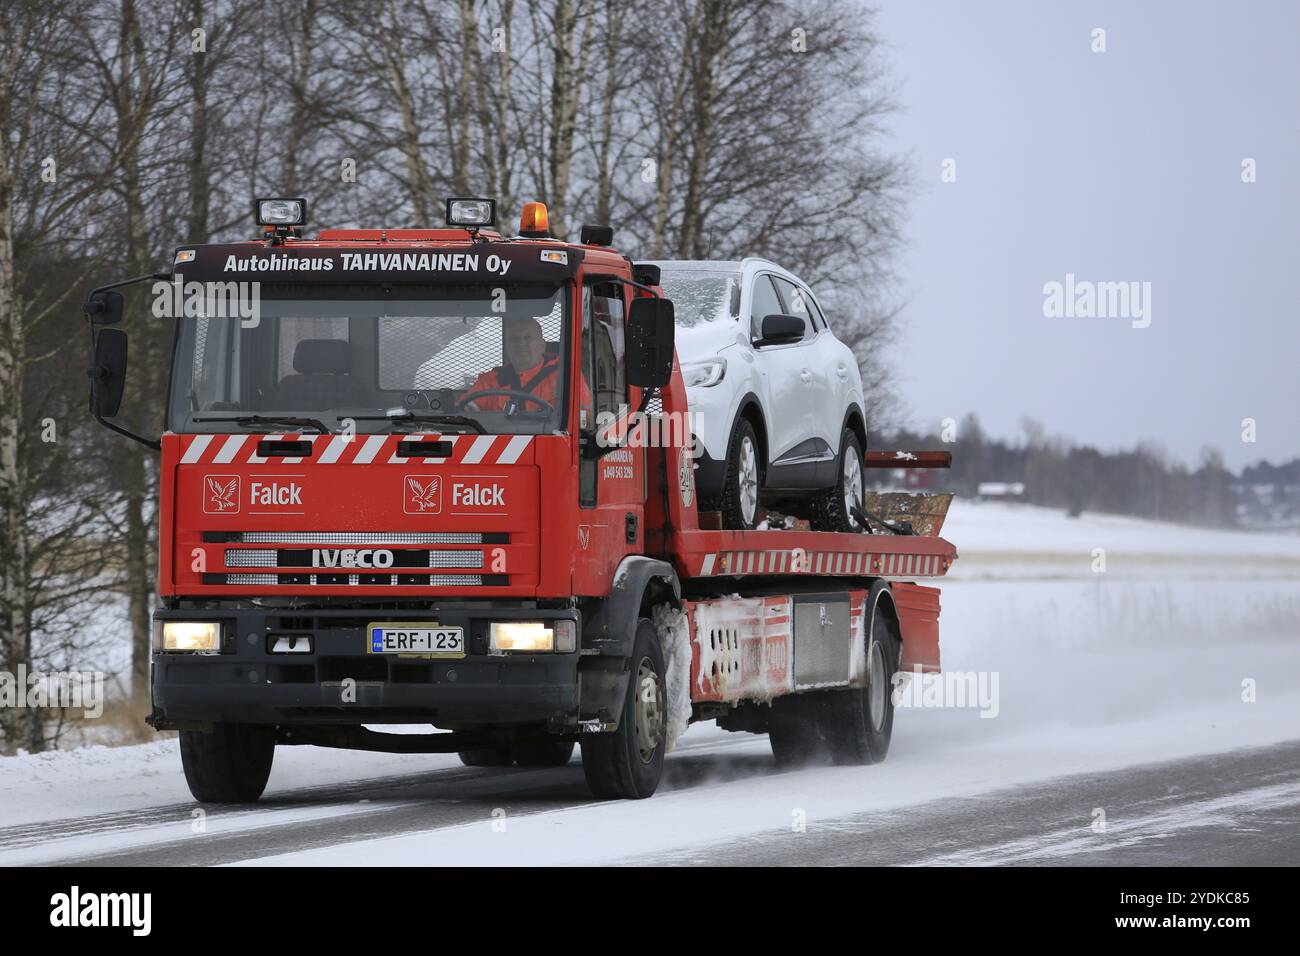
top-left (168, 282), bottom-right (570, 434)
top-left (658, 270), bottom-right (741, 328)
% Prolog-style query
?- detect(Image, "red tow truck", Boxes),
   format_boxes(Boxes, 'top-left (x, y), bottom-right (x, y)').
top-left (83, 197), bottom-right (956, 800)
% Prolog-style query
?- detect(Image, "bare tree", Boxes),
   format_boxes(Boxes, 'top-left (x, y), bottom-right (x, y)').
top-left (620, 0), bottom-right (907, 426)
top-left (0, 0), bottom-right (120, 751)
top-left (182, 0), bottom-right (264, 242)
top-left (0, 0), bottom-right (911, 751)
top-left (68, 0), bottom-right (189, 706)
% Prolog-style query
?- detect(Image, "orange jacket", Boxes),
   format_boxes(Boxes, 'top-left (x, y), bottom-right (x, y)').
top-left (469, 355), bottom-right (591, 412)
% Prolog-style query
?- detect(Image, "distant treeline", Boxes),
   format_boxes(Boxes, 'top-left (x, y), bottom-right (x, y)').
top-left (874, 414), bottom-right (1296, 528)
top-left (1239, 459), bottom-right (1300, 486)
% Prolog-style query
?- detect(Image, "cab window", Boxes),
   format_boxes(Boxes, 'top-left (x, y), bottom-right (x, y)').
top-left (581, 281), bottom-right (626, 427)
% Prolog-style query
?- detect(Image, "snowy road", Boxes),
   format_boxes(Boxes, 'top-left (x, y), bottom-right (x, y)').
top-left (1, 503), bottom-right (1296, 866)
top-left (2, 732), bottom-right (1298, 866)
top-left (640, 739), bottom-right (1300, 866)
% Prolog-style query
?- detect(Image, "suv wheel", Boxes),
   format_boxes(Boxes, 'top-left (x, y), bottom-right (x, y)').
top-left (715, 418), bottom-right (761, 530)
top-left (812, 429), bottom-right (864, 532)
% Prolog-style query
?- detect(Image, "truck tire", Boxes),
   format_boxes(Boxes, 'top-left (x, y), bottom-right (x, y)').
top-left (511, 739), bottom-right (576, 767)
top-left (458, 746), bottom-right (514, 767)
top-left (581, 618), bottom-right (666, 799)
top-left (822, 600), bottom-right (900, 765)
top-left (713, 417), bottom-right (761, 530)
top-left (811, 429), bottom-right (865, 532)
top-left (179, 723), bottom-right (276, 804)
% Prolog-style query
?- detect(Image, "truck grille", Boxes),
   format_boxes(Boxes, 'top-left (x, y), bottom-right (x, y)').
top-left (205, 530), bottom-right (511, 588)
top-left (219, 573), bottom-right (492, 586)
top-left (223, 549), bottom-right (484, 568)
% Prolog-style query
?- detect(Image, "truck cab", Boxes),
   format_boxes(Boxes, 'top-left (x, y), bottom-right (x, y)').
top-left (87, 198), bottom-right (681, 799)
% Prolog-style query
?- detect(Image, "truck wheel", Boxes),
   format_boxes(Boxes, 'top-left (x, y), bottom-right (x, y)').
top-left (581, 619), bottom-right (666, 799)
top-left (768, 694), bottom-right (832, 768)
top-left (715, 418), bottom-right (761, 530)
top-left (511, 739), bottom-right (576, 767)
top-left (811, 429), bottom-right (865, 532)
top-left (823, 600), bottom-right (901, 765)
top-left (458, 746), bottom-right (514, 767)
top-left (179, 723), bottom-right (275, 804)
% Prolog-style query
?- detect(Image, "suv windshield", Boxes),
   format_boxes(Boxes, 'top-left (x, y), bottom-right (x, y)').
top-left (168, 282), bottom-right (569, 434)
top-left (658, 270), bottom-right (741, 328)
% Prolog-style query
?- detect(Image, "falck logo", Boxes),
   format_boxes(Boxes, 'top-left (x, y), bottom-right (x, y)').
top-left (404, 475), bottom-right (442, 514)
top-left (203, 475), bottom-right (240, 514)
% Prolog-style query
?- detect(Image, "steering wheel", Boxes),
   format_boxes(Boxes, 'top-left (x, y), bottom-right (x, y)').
top-left (452, 389), bottom-right (556, 414)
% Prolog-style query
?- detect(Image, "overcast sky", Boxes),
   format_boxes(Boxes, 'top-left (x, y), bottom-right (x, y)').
top-left (873, 0), bottom-right (1298, 470)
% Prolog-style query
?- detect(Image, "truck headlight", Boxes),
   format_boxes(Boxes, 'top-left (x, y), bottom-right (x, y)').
top-left (489, 620), bottom-right (576, 654)
top-left (446, 197), bottom-right (496, 227)
top-left (254, 197), bottom-right (307, 226)
top-left (161, 622), bottom-right (221, 652)
top-left (682, 358), bottom-right (726, 388)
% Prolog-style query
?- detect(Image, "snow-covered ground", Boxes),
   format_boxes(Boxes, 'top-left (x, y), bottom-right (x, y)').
top-left (945, 500), bottom-right (1300, 560)
top-left (2, 502), bottom-right (1297, 865)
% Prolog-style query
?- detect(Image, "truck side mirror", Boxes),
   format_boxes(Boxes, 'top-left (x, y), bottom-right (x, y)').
top-left (89, 329), bottom-right (129, 418)
top-left (83, 290), bottom-right (125, 325)
top-left (756, 313), bottom-right (805, 346)
top-left (626, 296), bottom-right (675, 389)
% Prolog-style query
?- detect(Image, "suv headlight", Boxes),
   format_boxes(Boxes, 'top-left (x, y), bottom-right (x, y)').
top-left (682, 358), bottom-right (726, 388)
top-left (159, 622), bottom-right (221, 652)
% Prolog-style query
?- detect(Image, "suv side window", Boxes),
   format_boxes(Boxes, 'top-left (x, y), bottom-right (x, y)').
top-left (771, 276), bottom-right (814, 340)
top-left (748, 274), bottom-right (785, 340)
top-left (805, 293), bottom-right (829, 332)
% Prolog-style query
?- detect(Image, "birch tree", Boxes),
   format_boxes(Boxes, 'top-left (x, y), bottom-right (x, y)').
top-left (0, 0), bottom-right (117, 751)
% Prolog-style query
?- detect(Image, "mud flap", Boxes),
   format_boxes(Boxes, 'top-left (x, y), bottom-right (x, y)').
top-left (652, 603), bottom-right (692, 753)
top-left (579, 556), bottom-right (681, 725)
top-left (890, 580), bottom-right (941, 672)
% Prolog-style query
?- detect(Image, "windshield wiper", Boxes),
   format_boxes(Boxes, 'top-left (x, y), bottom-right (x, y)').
top-left (351, 412), bottom-right (486, 434)
top-left (192, 414), bottom-right (333, 435)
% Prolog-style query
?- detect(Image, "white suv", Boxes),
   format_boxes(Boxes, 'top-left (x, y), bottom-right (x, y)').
top-left (653, 258), bottom-right (868, 531)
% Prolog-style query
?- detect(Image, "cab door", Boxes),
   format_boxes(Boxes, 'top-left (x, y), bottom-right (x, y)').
top-left (573, 278), bottom-right (644, 593)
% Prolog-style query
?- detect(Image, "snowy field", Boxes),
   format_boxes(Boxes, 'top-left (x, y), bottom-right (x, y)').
top-left (1, 501), bottom-right (1297, 865)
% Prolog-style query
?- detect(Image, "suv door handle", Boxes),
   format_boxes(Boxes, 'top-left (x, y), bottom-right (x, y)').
top-left (800, 369), bottom-right (812, 382)
top-left (836, 365), bottom-right (848, 378)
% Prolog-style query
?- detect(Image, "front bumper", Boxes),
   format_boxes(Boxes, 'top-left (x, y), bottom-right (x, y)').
top-left (683, 381), bottom-right (734, 464)
top-left (151, 604), bottom-right (581, 730)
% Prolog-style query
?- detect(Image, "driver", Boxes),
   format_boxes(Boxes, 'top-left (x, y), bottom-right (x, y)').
top-left (465, 315), bottom-right (588, 412)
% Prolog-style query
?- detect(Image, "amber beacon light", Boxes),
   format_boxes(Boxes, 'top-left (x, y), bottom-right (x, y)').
top-left (519, 201), bottom-right (550, 238)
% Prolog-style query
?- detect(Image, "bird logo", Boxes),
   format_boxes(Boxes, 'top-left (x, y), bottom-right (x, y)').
top-left (204, 476), bottom-right (239, 513)
top-left (405, 476), bottom-right (442, 514)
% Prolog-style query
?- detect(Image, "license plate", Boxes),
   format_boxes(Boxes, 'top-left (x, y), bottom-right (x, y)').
top-left (367, 623), bottom-right (465, 657)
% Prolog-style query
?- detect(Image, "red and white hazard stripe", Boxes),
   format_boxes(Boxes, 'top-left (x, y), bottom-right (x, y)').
top-left (175, 432), bottom-right (533, 466)
top-left (696, 548), bottom-right (945, 579)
